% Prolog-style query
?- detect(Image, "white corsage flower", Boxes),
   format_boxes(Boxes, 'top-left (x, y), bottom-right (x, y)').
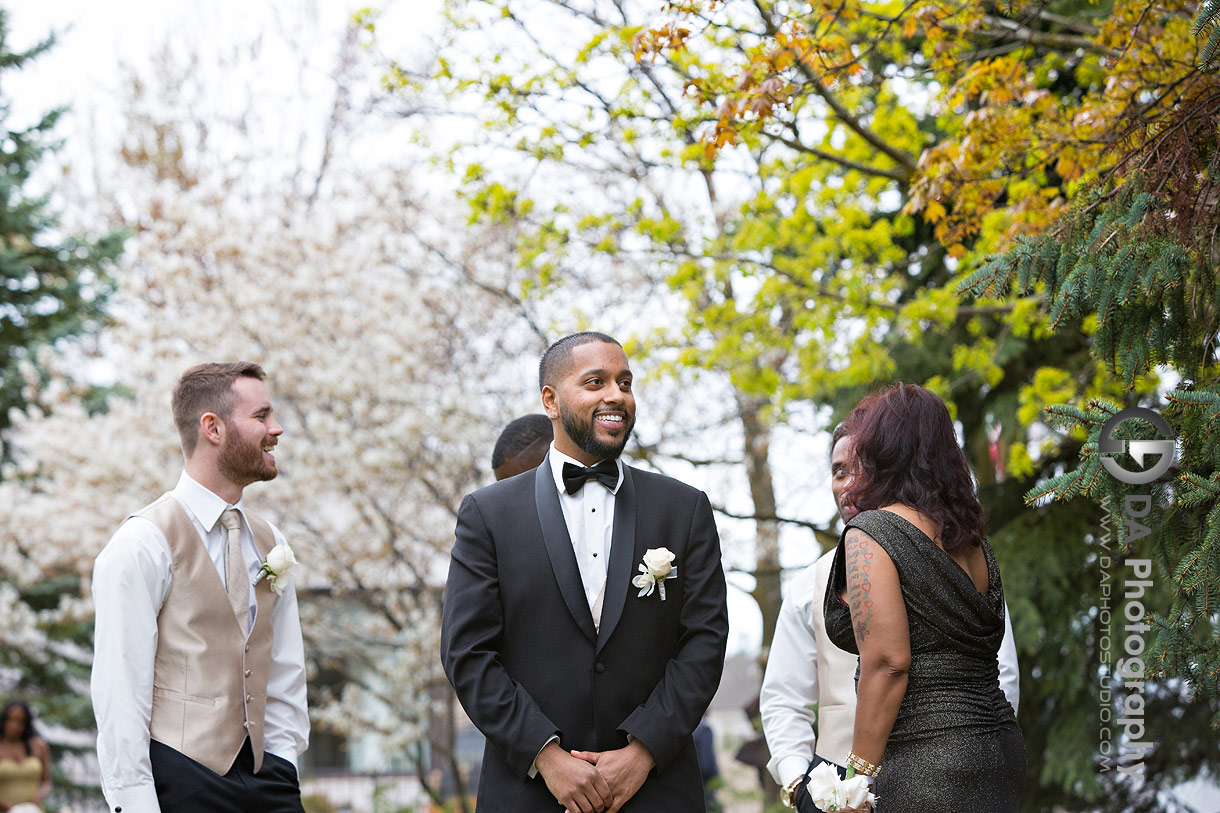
top-left (253, 544), bottom-right (298, 595)
top-left (807, 761), bottom-right (877, 812)
top-left (632, 547), bottom-right (678, 600)
top-left (840, 774), bottom-right (875, 810)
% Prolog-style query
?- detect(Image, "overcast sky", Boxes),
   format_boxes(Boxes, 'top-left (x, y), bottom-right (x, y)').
top-left (7, 0), bottom-right (442, 172)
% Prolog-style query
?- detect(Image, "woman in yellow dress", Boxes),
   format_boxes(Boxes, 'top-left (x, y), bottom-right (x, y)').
top-left (0, 701), bottom-right (51, 813)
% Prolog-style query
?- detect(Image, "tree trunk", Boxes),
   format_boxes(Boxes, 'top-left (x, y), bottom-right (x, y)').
top-left (736, 393), bottom-right (782, 805)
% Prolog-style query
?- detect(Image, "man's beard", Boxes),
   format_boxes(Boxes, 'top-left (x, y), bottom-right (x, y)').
top-left (562, 408), bottom-right (634, 461)
top-left (218, 429), bottom-right (277, 484)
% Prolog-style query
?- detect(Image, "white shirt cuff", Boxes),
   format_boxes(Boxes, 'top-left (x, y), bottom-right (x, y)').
top-left (267, 747), bottom-right (298, 772)
top-left (104, 782), bottom-right (161, 813)
top-left (528, 735), bottom-right (560, 779)
top-left (778, 755), bottom-right (812, 788)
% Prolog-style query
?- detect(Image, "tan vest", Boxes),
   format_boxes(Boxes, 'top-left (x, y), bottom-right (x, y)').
top-left (139, 494), bottom-right (278, 775)
top-left (812, 551), bottom-right (858, 765)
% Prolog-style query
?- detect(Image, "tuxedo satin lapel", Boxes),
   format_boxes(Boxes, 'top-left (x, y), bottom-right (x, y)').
top-left (595, 465), bottom-right (636, 653)
top-left (534, 460), bottom-right (597, 642)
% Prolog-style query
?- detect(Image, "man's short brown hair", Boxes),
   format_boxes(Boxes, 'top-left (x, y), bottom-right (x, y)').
top-left (172, 361), bottom-right (266, 455)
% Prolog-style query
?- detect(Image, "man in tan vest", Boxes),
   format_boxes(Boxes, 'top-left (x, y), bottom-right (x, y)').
top-left (760, 426), bottom-right (1020, 810)
top-left (91, 362), bottom-right (309, 812)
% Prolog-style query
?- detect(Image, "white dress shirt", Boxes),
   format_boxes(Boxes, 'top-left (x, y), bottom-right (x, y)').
top-left (91, 472), bottom-right (309, 812)
top-left (528, 446), bottom-right (623, 776)
top-left (760, 558), bottom-right (1022, 787)
top-left (761, 564), bottom-right (829, 787)
top-left (547, 444), bottom-right (623, 610)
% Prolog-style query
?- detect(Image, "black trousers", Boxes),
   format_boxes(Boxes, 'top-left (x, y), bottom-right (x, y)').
top-left (150, 738), bottom-right (305, 813)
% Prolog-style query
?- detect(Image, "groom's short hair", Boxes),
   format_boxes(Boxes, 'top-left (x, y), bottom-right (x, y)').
top-left (173, 361), bottom-right (266, 455)
top-left (538, 332), bottom-right (621, 391)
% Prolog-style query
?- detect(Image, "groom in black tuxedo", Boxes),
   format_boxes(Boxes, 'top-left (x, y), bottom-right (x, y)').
top-left (441, 332), bottom-right (729, 812)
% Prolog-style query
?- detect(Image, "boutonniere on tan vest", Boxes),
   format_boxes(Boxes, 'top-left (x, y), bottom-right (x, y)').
top-left (254, 544), bottom-right (298, 595)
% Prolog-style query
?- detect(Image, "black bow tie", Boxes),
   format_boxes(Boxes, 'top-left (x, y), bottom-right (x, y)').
top-left (562, 460), bottom-right (619, 495)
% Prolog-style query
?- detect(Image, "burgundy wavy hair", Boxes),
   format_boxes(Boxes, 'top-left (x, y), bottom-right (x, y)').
top-left (839, 383), bottom-right (985, 552)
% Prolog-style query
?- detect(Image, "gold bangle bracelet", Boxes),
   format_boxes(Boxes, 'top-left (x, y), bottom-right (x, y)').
top-left (846, 751), bottom-right (881, 777)
top-left (780, 775), bottom-right (805, 808)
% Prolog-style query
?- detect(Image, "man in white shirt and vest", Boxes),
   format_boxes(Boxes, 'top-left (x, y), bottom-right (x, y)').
top-left (760, 426), bottom-right (1020, 810)
top-left (91, 361), bottom-right (309, 812)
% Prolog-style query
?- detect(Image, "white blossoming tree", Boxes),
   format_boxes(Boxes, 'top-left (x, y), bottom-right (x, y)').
top-left (0, 23), bottom-right (551, 808)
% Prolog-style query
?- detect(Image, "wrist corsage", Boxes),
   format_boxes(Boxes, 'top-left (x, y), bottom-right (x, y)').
top-left (807, 761), bottom-right (877, 811)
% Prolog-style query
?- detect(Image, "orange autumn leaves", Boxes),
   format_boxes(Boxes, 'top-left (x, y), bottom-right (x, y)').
top-left (638, 0), bottom-right (1210, 253)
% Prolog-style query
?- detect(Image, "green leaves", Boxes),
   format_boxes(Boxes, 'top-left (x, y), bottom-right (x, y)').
top-left (417, 1), bottom-right (1220, 799)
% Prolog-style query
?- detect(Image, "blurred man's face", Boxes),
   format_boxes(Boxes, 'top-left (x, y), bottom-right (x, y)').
top-left (830, 435), bottom-right (858, 522)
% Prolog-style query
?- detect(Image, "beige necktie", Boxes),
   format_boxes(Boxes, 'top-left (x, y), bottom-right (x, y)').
top-left (591, 581), bottom-right (606, 633)
top-left (220, 508), bottom-right (249, 637)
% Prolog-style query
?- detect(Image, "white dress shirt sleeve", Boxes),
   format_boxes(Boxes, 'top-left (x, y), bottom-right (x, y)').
top-left (998, 601), bottom-right (1020, 716)
top-left (262, 524), bottom-right (310, 768)
top-left (91, 517), bottom-right (172, 813)
top-left (528, 735), bottom-right (561, 779)
top-left (760, 569), bottom-right (821, 788)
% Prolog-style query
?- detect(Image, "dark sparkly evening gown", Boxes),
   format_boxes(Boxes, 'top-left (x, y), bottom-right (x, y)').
top-left (823, 510), bottom-right (1026, 812)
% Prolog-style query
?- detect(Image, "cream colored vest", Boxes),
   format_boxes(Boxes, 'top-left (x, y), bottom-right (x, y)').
top-left (812, 551), bottom-right (859, 765)
top-left (138, 494), bottom-right (277, 775)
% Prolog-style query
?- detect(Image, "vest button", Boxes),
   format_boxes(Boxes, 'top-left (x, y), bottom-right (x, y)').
top-left (245, 669), bottom-right (252, 677)
top-left (594, 663), bottom-right (606, 674)
top-left (245, 643), bottom-right (251, 652)
top-left (246, 694), bottom-right (253, 702)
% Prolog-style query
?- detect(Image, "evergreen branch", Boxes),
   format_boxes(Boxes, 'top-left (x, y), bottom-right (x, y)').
top-left (1177, 472), bottom-right (1220, 506)
top-left (1194, 0), bottom-right (1220, 38)
top-left (1168, 388), bottom-right (1220, 420)
top-left (1024, 469), bottom-right (1081, 503)
top-left (1042, 402), bottom-right (1109, 429)
top-left (1192, 0), bottom-right (1220, 69)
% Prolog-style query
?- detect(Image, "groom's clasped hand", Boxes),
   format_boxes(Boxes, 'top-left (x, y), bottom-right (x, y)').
top-left (536, 739), bottom-right (654, 813)
top-left (535, 741), bottom-right (611, 813)
top-left (571, 741), bottom-right (654, 813)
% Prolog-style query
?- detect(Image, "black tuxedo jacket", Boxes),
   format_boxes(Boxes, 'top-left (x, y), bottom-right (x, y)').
top-left (440, 458), bottom-right (729, 811)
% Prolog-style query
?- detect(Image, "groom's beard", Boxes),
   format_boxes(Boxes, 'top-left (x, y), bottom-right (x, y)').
top-left (562, 407), bottom-right (634, 461)
top-left (218, 426), bottom-right (278, 484)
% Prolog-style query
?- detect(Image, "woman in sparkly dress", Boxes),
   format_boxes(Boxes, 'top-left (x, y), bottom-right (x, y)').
top-left (823, 384), bottom-right (1025, 812)
top-left (0, 701), bottom-right (51, 813)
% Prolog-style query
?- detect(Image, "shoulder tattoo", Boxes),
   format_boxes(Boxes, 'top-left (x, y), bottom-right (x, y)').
top-left (844, 528), bottom-right (876, 641)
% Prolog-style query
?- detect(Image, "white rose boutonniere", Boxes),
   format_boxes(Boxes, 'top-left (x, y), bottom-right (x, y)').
top-left (632, 547), bottom-right (678, 600)
top-left (807, 762), bottom-right (877, 812)
top-left (253, 544), bottom-right (298, 595)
